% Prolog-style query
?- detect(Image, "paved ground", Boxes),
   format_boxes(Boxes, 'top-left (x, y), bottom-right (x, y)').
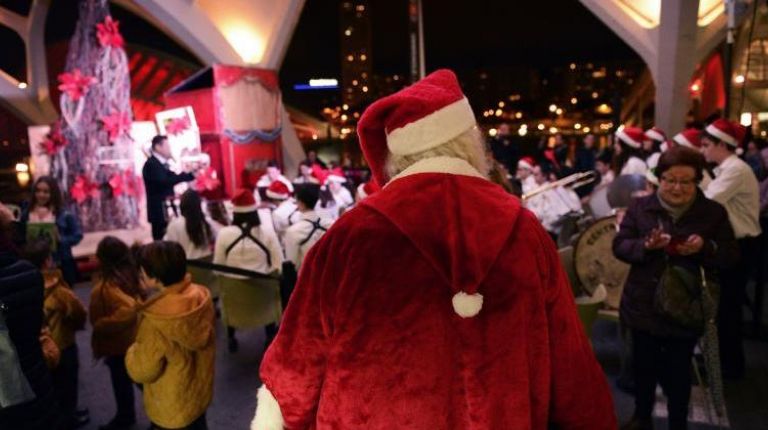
top-left (70, 281), bottom-right (767, 430)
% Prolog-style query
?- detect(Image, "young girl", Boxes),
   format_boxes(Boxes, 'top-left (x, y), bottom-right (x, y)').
top-left (126, 241), bottom-right (215, 430)
top-left (21, 176), bottom-right (83, 286)
top-left (89, 236), bottom-right (142, 430)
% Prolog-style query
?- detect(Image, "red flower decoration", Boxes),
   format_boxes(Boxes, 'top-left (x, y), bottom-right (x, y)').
top-left (70, 175), bottom-right (97, 204)
top-left (101, 111), bottom-right (132, 142)
top-left (166, 116), bottom-right (191, 136)
top-left (311, 165), bottom-right (329, 184)
top-left (194, 167), bottom-right (221, 191)
top-left (122, 169), bottom-right (142, 198)
top-left (40, 122), bottom-right (68, 156)
top-left (57, 69), bottom-right (96, 102)
top-left (108, 172), bottom-right (124, 197)
top-left (96, 16), bottom-right (124, 48)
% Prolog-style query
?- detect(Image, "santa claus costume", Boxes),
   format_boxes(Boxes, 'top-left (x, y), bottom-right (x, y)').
top-left (251, 69), bottom-right (615, 430)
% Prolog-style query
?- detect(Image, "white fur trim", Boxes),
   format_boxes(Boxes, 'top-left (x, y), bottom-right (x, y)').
top-left (266, 190), bottom-right (289, 200)
top-left (518, 159), bottom-right (533, 170)
top-left (452, 291), bottom-right (483, 318)
top-left (660, 142), bottom-right (669, 152)
top-left (357, 182), bottom-right (368, 199)
top-left (616, 129), bottom-right (643, 148)
top-left (645, 129), bottom-right (665, 142)
top-left (673, 133), bottom-right (694, 148)
top-left (387, 97), bottom-right (476, 156)
top-left (326, 175), bottom-right (347, 184)
top-left (233, 204), bottom-right (258, 213)
top-left (251, 385), bottom-right (285, 430)
top-left (387, 156), bottom-right (484, 186)
top-left (705, 123), bottom-right (738, 147)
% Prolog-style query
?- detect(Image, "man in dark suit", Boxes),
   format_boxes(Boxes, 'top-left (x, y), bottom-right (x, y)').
top-left (142, 135), bottom-right (195, 240)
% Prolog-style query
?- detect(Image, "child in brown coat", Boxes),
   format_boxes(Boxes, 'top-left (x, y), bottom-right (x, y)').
top-left (127, 241), bottom-right (215, 430)
top-left (89, 236), bottom-right (144, 430)
top-left (24, 239), bottom-right (88, 429)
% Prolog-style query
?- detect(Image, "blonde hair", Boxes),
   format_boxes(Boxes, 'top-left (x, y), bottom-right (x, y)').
top-left (385, 126), bottom-right (490, 180)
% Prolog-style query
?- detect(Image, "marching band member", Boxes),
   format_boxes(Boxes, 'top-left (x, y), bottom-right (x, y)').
top-left (516, 156), bottom-right (538, 194)
top-left (256, 161), bottom-right (294, 196)
top-left (595, 150), bottom-right (615, 187)
top-left (283, 184), bottom-right (333, 269)
top-left (615, 127), bottom-right (648, 176)
top-left (644, 127), bottom-right (667, 169)
top-left (673, 128), bottom-right (712, 190)
top-left (265, 182), bottom-right (301, 239)
top-left (526, 165), bottom-right (581, 237)
top-left (292, 160), bottom-right (320, 186)
top-left (325, 168), bottom-right (354, 212)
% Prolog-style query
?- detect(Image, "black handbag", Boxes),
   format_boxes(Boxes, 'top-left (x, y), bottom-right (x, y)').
top-left (654, 265), bottom-right (718, 333)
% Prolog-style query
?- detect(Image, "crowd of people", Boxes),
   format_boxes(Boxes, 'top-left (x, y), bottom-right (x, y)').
top-left (1, 67), bottom-right (767, 430)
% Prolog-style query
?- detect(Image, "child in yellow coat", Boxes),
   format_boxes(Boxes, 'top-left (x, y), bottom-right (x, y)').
top-left (127, 241), bottom-right (215, 430)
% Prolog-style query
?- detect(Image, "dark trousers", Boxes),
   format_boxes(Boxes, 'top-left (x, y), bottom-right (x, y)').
top-left (151, 220), bottom-right (168, 241)
top-left (53, 344), bottom-right (79, 426)
top-left (718, 236), bottom-right (759, 378)
top-left (104, 355), bottom-right (135, 421)
top-left (632, 329), bottom-right (697, 430)
top-left (151, 412), bottom-right (207, 430)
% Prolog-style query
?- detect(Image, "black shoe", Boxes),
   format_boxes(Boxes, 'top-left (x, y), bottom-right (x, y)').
top-left (620, 417), bottom-right (654, 430)
top-left (98, 415), bottom-right (136, 430)
top-left (228, 336), bottom-right (239, 353)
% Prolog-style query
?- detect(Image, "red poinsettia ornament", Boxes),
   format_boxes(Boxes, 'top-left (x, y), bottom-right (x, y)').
top-left (108, 172), bottom-right (124, 197)
top-left (70, 175), bottom-right (98, 204)
top-left (57, 69), bottom-right (96, 102)
top-left (41, 122), bottom-right (68, 156)
top-left (123, 169), bottom-right (142, 198)
top-left (96, 16), bottom-right (124, 49)
top-left (101, 111), bottom-right (132, 142)
top-left (194, 167), bottom-right (221, 192)
top-left (166, 116), bottom-right (191, 136)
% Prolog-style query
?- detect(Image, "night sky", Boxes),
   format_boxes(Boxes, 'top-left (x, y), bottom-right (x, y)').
top-left (281, 0), bottom-right (640, 85)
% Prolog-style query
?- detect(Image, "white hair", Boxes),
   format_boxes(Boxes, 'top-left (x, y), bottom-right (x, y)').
top-left (384, 126), bottom-right (489, 180)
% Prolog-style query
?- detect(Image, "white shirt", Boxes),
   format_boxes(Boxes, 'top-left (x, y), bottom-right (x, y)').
top-left (525, 185), bottom-right (575, 233)
top-left (332, 186), bottom-right (354, 210)
top-left (599, 170), bottom-right (615, 187)
top-left (272, 199), bottom-right (302, 237)
top-left (521, 175), bottom-right (537, 195)
top-left (705, 154), bottom-right (761, 238)
top-left (213, 224), bottom-right (283, 279)
top-left (163, 216), bottom-right (217, 260)
top-left (283, 210), bottom-right (334, 268)
top-left (620, 156), bottom-right (647, 176)
top-left (646, 152), bottom-right (661, 170)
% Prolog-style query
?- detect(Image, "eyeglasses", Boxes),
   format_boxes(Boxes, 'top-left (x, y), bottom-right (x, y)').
top-left (660, 176), bottom-right (696, 188)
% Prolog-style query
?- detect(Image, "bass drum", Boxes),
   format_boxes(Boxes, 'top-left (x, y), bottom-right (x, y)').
top-left (573, 215), bottom-right (630, 309)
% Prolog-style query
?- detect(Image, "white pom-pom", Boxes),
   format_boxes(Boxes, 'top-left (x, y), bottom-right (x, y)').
top-left (452, 291), bottom-right (483, 318)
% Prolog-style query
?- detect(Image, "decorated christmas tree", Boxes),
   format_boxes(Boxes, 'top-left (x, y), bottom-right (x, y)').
top-left (47, 0), bottom-right (140, 232)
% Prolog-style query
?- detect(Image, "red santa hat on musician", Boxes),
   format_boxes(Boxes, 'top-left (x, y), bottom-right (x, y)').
top-left (231, 188), bottom-right (258, 213)
top-left (616, 126), bottom-right (645, 149)
top-left (645, 126), bottom-right (669, 152)
top-left (517, 156), bottom-right (536, 171)
top-left (325, 167), bottom-right (347, 185)
top-left (673, 128), bottom-right (702, 149)
top-left (266, 180), bottom-right (291, 201)
top-left (705, 118), bottom-right (746, 148)
top-left (357, 69), bottom-right (484, 317)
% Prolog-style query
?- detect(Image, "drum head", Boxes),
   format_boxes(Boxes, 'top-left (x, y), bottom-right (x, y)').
top-left (573, 216), bottom-right (630, 309)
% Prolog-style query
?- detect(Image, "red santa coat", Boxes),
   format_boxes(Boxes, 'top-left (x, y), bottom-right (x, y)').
top-left (254, 158), bottom-right (615, 429)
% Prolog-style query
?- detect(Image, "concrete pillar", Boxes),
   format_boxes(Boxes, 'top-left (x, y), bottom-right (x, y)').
top-left (652, 0), bottom-right (700, 133)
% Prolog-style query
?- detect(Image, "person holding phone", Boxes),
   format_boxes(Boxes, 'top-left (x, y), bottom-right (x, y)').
top-left (613, 146), bottom-right (738, 430)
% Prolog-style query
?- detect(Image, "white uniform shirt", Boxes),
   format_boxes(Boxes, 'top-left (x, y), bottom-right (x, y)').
top-left (521, 175), bottom-right (537, 195)
top-left (620, 156), bottom-right (647, 176)
top-left (272, 199), bottom-right (302, 237)
top-left (646, 152), bottom-right (661, 170)
top-left (525, 185), bottom-right (573, 233)
top-left (163, 217), bottom-right (217, 260)
top-left (704, 154), bottom-right (761, 238)
top-left (332, 186), bottom-right (354, 211)
top-left (213, 224), bottom-right (283, 279)
top-left (283, 210), bottom-right (334, 268)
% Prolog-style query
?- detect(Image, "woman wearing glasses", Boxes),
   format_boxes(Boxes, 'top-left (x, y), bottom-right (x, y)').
top-left (613, 146), bottom-right (738, 430)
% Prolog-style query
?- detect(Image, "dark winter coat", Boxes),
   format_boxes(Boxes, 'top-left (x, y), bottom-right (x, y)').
top-left (613, 191), bottom-right (738, 338)
top-left (0, 252), bottom-right (60, 429)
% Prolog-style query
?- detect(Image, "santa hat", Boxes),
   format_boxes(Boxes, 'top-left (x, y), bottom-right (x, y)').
top-left (705, 119), bottom-right (746, 147)
top-left (517, 156), bottom-right (536, 170)
top-left (357, 69), bottom-right (476, 186)
top-left (325, 167), bottom-right (347, 184)
top-left (356, 180), bottom-right (380, 200)
top-left (673, 129), bottom-right (702, 149)
top-left (644, 127), bottom-right (667, 142)
top-left (616, 126), bottom-right (645, 149)
top-left (231, 188), bottom-right (257, 213)
top-left (266, 181), bottom-right (291, 200)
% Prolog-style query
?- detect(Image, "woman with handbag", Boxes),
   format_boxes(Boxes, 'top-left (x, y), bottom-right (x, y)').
top-left (613, 146), bottom-right (738, 430)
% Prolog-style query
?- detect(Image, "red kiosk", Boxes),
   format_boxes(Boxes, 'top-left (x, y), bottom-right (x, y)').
top-left (164, 65), bottom-right (284, 198)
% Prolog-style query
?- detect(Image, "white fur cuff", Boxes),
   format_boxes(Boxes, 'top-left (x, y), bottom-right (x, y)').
top-left (251, 385), bottom-right (285, 430)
